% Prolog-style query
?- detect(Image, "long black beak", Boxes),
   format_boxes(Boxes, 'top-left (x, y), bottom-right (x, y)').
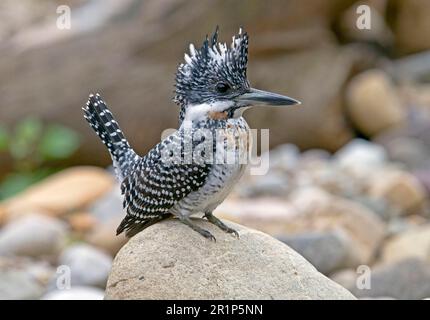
top-left (235, 88), bottom-right (301, 106)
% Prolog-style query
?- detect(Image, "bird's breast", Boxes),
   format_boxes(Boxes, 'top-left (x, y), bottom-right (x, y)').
top-left (212, 118), bottom-right (251, 165)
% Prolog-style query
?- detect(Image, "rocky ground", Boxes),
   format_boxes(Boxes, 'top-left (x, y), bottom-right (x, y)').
top-left (1, 137), bottom-right (430, 299)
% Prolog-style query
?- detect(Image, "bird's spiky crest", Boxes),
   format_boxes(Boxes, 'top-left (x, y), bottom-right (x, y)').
top-left (174, 27), bottom-right (249, 108)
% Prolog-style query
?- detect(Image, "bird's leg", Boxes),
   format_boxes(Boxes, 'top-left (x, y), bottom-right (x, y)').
top-left (179, 216), bottom-right (216, 242)
top-left (204, 212), bottom-right (239, 238)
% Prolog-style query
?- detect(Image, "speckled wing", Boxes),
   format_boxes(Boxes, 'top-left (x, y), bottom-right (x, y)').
top-left (116, 131), bottom-right (212, 237)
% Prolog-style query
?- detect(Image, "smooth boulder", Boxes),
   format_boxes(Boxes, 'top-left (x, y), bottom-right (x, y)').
top-left (105, 219), bottom-right (355, 300)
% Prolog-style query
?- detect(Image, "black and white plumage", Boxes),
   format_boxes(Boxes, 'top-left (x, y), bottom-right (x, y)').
top-left (83, 27), bottom-right (300, 240)
top-left (175, 26), bottom-right (250, 124)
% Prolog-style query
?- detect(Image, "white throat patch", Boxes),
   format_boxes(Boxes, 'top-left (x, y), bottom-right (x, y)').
top-left (183, 101), bottom-right (235, 122)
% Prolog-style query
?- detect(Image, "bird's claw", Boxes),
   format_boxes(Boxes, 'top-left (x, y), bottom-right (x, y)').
top-left (228, 228), bottom-right (240, 239)
top-left (203, 213), bottom-right (239, 239)
top-left (200, 229), bottom-right (216, 242)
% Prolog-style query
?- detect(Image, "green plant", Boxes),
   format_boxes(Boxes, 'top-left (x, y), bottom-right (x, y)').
top-left (0, 118), bottom-right (81, 199)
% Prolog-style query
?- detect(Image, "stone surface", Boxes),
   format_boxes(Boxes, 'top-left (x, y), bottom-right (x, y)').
top-left (346, 70), bottom-right (406, 137)
top-left (57, 244), bottom-right (113, 288)
top-left (225, 187), bottom-right (386, 267)
top-left (330, 268), bottom-right (357, 288)
top-left (67, 212), bottom-right (97, 233)
top-left (42, 286), bottom-right (105, 300)
top-left (89, 186), bottom-right (123, 222)
top-left (105, 219), bottom-right (355, 300)
top-left (266, 143), bottom-right (301, 171)
top-left (337, 2), bottom-right (393, 47)
top-left (287, 187), bottom-right (386, 266)
top-left (1, 167), bottom-right (115, 222)
top-left (368, 170), bottom-right (426, 215)
top-left (383, 137), bottom-right (430, 171)
top-left (0, 214), bottom-right (67, 258)
top-left (381, 225), bottom-right (430, 264)
top-left (85, 217), bottom-right (129, 256)
top-left (389, 0), bottom-right (430, 53)
top-left (0, 269), bottom-right (46, 300)
top-left (0, 257), bottom-right (54, 300)
top-left (414, 169), bottom-right (430, 197)
top-left (215, 198), bottom-right (297, 221)
top-left (278, 230), bottom-right (351, 275)
top-left (334, 139), bottom-right (387, 170)
top-left (334, 258), bottom-right (430, 300)
top-left (237, 172), bottom-right (291, 198)
top-left (296, 158), bottom-right (359, 198)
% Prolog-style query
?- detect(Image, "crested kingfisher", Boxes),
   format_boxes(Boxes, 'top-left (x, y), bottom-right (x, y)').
top-left (83, 27), bottom-right (300, 241)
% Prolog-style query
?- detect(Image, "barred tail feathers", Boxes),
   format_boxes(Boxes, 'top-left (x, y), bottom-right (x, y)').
top-left (83, 93), bottom-right (136, 179)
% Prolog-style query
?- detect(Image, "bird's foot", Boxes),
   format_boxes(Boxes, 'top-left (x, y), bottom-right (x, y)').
top-left (180, 217), bottom-right (216, 242)
top-left (204, 212), bottom-right (239, 239)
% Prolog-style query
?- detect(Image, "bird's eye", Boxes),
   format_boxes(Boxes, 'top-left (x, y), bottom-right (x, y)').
top-left (216, 82), bottom-right (230, 93)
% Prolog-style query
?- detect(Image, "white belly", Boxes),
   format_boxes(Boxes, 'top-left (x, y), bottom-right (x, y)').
top-left (171, 163), bottom-right (247, 217)
top-left (171, 117), bottom-right (250, 217)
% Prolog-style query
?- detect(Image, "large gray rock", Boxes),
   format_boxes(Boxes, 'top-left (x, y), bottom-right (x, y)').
top-left (286, 187), bottom-right (386, 266)
top-left (381, 225), bottom-right (430, 264)
top-left (56, 244), bottom-right (113, 288)
top-left (0, 214), bottom-right (67, 258)
top-left (0, 257), bottom-right (54, 300)
top-left (0, 269), bottom-right (46, 300)
top-left (345, 70), bottom-right (406, 137)
top-left (105, 219), bottom-right (355, 300)
top-left (278, 230), bottom-right (351, 275)
top-left (332, 258), bottom-right (430, 300)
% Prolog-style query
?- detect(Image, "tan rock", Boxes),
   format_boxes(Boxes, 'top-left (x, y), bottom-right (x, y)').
top-left (381, 225), bottom-right (430, 264)
top-left (390, 0), bottom-right (430, 54)
top-left (1, 166), bottom-right (115, 222)
top-left (105, 219), bottom-right (355, 300)
top-left (214, 197), bottom-right (298, 235)
top-left (368, 170), bottom-right (426, 215)
top-left (67, 212), bottom-right (98, 233)
top-left (287, 187), bottom-right (386, 266)
top-left (346, 70), bottom-right (406, 136)
top-left (85, 217), bottom-right (128, 256)
top-left (218, 188), bottom-right (386, 268)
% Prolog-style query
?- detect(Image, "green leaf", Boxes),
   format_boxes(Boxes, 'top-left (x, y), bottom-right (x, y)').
top-left (39, 125), bottom-right (80, 160)
top-left (0, 126), bottom-right (9, 151)
top-left (10, 118), bottom-right (43, 160)
top-left (0, 169), bottom-right (54, 200)
top-left (16, 118), bottom-right (43, 140)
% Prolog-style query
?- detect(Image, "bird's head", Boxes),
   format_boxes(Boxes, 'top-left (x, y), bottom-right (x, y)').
top-left (174, 27), bottom-right (300, 124)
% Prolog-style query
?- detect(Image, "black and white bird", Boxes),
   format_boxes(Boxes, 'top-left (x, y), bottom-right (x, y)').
top-left (83, 27), bottom-right (300, 241)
